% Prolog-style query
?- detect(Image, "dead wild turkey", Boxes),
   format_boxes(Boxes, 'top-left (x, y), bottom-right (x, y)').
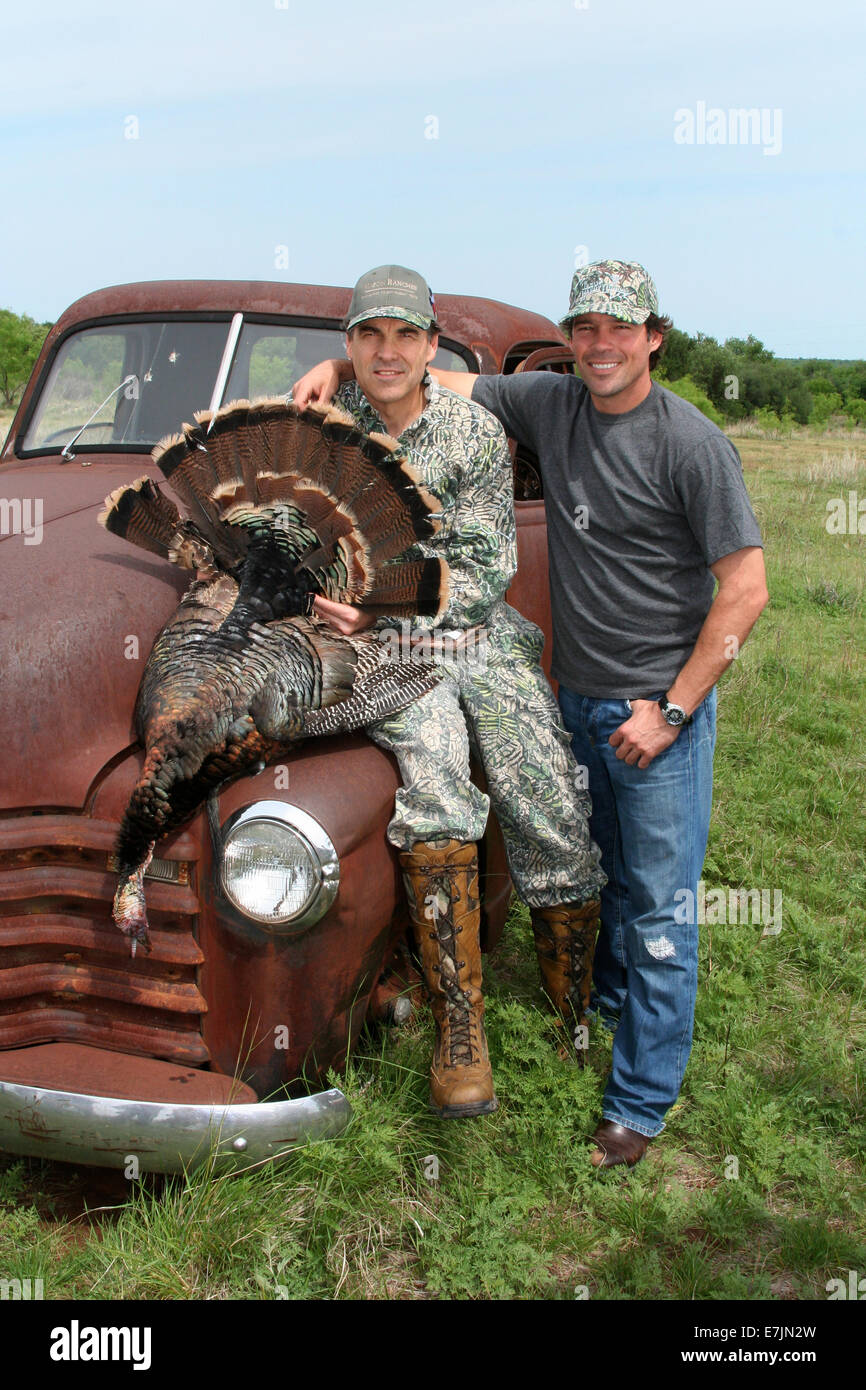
top-left (99, 396), bottom-right (449, 956)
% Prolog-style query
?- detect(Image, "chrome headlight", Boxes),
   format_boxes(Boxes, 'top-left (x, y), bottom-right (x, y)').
top-left (219, 802), bottom-right (339, 933)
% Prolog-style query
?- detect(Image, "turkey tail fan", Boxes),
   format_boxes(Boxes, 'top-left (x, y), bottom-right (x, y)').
top-left (148, 397), bottom-right (450, 621)
top-left (98, 475), bottom-right (217, 571)
top-left (180, 397), bottom-right (443, 555)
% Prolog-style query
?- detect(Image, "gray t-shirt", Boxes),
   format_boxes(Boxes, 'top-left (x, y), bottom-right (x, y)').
top-left (472, 373), bottom-right (763, 698)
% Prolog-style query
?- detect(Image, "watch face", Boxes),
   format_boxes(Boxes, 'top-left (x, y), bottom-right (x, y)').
top-left (660, 699), bottom-right (686, 726)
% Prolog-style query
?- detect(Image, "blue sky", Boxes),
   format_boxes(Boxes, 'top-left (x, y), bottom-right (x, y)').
top-left (3, 0), bottom-right (862, 357)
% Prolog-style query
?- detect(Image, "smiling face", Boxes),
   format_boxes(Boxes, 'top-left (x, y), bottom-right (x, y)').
top-left (346, 317), bottom-right (438, 435)
top-left (569, 313), bottom-right (663, 414)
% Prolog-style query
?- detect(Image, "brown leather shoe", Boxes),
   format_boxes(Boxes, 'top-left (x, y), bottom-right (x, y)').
top-left (400, 839), bottom-right (498, 1119)
top-left (589, 1120), bottom-right (652, 1169)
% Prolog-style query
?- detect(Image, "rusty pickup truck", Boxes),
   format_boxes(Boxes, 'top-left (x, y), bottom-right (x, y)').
top-left (0, 280), bottom-right (570, 1173)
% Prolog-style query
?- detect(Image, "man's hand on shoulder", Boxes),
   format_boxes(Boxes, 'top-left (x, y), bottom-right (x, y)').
top-left (312, 595), bottom-right (377, 636)
top-left (609, 699), bottom-right (682, 769)
top-left (292, 359), bottom-right (354, 409)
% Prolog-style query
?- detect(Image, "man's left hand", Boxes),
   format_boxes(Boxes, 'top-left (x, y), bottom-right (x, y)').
top-left (609, 699), bottom-right (682, 769)
top-left (312, 595), bottom-right (377, 636)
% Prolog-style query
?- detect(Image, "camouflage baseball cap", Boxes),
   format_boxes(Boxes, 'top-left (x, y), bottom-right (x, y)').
top-left (560, 259), bottom-right (659, 329)
top-left (344, 265), bottom-right (438, 332)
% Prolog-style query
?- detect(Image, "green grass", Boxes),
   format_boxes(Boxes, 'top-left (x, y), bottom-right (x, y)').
top-left (1, 431), bottom-right (864, 1300)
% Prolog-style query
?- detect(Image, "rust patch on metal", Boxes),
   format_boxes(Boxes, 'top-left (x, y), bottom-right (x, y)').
top-left (0, 1043), bottom-right (256, 1104)
top-left (16, 1104), bottom-right (61, 1140)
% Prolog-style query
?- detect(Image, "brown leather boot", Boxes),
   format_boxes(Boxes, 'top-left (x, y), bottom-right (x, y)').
top-left (530, 900), bottom-right (601, 1061)
top-left (399, 839), bottom-right (498, 1118)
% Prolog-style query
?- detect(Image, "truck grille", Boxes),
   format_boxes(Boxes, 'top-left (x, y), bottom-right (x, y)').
top-left (0, 814), bottom-right (208, 1065)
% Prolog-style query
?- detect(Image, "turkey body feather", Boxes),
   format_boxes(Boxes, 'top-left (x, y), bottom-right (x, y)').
top-left (99, 397), bottom-right (450, 955)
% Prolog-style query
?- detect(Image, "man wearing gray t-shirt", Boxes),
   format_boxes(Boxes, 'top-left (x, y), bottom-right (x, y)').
top-left (471, 261), bottom-right (767, 1167)
top-left (292, 259), bottom-right (768, 1169)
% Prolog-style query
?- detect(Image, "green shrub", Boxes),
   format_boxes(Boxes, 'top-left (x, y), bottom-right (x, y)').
top-left (658, 374), bottom-right (725, 425)
top-left (809, 391), bottom-right (844, 426)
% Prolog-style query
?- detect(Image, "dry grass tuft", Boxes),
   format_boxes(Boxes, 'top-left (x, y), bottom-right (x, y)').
top-left (805, 448), bottom-right (865, 483)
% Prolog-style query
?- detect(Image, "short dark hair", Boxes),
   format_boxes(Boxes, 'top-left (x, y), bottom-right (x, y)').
top-left (646, 313), bottom-right (672, 371)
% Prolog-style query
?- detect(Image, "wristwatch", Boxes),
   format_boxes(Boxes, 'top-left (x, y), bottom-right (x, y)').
top-left (658, 695), bottom-right (692, 727)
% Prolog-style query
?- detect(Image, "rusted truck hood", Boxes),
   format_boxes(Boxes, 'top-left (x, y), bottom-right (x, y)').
top-left (0, 460), bottom-right (185, 810)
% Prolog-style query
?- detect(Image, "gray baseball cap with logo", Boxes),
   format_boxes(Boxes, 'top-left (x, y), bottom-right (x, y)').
top-left (344, 264), bottom-right (439, 332)
top-left (560, 259), bottom-right (659, 329)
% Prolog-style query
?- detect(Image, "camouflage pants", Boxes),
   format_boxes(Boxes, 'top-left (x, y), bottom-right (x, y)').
top-left (366, 604), bottom-right (605, 908)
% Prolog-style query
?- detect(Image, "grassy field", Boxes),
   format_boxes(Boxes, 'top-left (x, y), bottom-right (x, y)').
top-left (0, 427), bottom-right (864, 1301)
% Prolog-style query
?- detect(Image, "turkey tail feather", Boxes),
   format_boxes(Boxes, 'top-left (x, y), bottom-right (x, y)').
top-left (98, 475), bottom-right (215, 570)
top-left (301, 657), bottom-right (443, 736)
top-left (361, 557), bottom-right (449, 617)
top-left (151, 433), bottom-right (247, 571)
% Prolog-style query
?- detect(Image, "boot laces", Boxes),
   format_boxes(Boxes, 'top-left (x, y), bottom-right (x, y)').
top-left (443, 995), bottom-right (479, 1066)
top-left (423, 861), bottom-right (482, 1066)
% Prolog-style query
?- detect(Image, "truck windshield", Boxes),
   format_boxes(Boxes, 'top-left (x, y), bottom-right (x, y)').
top-left (20, 318), bottom-right (471, 454)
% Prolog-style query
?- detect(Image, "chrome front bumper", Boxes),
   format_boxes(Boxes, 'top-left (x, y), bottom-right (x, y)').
top-left (0, 1078), bottom-right (351, 1173)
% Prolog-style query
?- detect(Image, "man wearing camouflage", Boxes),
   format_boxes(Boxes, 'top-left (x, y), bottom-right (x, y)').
top-left (304, 265), bottom-right (605, 1119)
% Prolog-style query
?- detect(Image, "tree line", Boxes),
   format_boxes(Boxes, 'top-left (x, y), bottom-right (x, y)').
top-left (656, 328), bottom-right (866, 429)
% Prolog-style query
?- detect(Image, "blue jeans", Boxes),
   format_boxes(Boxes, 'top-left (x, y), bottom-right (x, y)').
top-left (557, 685), bottom-right (717, 1138)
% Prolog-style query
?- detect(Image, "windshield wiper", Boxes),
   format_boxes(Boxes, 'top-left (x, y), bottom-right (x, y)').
top-left (60, 375), bottom-right (139, 460)
top-left (205, 314), bottom-right (244, 430)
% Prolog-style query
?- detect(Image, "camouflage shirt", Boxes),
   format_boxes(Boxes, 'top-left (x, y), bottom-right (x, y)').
top-left (334, 376), bottom-right (517, 631)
